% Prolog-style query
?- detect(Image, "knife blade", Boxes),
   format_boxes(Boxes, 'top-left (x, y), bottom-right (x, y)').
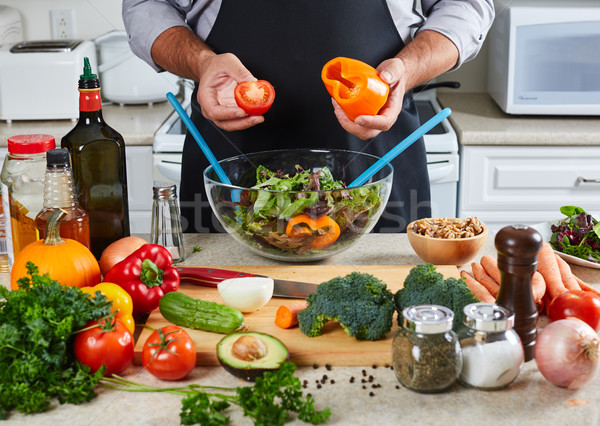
top-left (175, 266), bottom-right (318, 299)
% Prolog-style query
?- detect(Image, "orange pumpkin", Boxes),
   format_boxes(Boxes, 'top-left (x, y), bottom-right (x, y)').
top-left (11, 208), bottom-right (101, 290)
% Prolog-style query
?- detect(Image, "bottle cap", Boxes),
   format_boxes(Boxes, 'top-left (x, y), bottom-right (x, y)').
top-left (402, 305), bottom-right (454, 334)
top-left (7, 134), bottom-right (56, 154)
top-left (46, 148), bottom-right (71, 168)
top-left (153, 183), bottom-right (177, 200)
top-left (79, 57), bottom-right (100, 89)
top-left (462, 303), bottom-right (515, 332)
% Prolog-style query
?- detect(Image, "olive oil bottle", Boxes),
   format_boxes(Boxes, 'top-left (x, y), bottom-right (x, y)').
top-left (61, 58), bottom-right (130, 258)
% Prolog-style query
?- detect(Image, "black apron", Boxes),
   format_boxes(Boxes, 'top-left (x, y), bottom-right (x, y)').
top-left (180, 0), bottom-right (431, 233)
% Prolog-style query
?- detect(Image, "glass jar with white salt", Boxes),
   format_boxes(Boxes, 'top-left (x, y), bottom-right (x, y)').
top-left (457, 303), bottom-right (524, 390)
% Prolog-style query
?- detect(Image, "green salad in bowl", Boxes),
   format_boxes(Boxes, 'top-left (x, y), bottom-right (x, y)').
top-left (203, 148), bottom-right (393, 261)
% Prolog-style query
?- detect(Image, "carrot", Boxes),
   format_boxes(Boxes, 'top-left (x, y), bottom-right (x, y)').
top-left (471, 262), bottom-right (499, 298)
top-left (480, 255), bottom-right (501, 284)
top-left (531, 271), bottom-right (546, 304)
top-left (275, 301), bottom-right (308, 329)
top-left (554, 253), bottom-right (581, 291)
top-left (575, 276), bottom-right (600, 298)
top-left (537, 241), bottom-right (568, 299)
top-left (460, 270), bottom-right (495, 303)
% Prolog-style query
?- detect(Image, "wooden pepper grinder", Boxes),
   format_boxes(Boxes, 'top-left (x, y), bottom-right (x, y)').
top-left (495, 225), bottom-right (543, 362)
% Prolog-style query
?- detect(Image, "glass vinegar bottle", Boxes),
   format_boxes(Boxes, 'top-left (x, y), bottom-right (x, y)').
top-left (35, 149), bottom-right (91, 249)
top-left (61, 57), bottom-right (130, 258)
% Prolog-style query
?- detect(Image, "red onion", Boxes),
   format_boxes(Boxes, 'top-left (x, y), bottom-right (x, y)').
top-left (535, 318), bottom-right (600, 389)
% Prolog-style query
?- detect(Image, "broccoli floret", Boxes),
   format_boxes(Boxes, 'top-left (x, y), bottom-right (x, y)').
top-left (394, 264), bottom-right (479, 331)
top-left (297, 272), bottom-right (395, 341)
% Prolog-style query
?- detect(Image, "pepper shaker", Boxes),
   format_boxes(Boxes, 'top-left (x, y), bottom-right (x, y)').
top-left (151, 183), bottom-right (185, 263)
top-left (494, 225), bottom-right (542, 362)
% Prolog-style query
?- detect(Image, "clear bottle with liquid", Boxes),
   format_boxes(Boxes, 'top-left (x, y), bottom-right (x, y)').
top-left (61, 57), bottom-right (130, 259)
top-left (0, 134), bottom-right (56, 268)
top-left (35, 148), bottom-right (91, 249)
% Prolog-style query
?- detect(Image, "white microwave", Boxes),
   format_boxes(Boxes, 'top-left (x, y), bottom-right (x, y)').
top-left (487, 1), bottom-right (600, 116)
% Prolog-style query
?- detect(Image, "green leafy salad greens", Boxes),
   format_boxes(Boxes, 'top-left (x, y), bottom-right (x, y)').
top-left (0, 263), bottom-right (112, 419)
top-left (550, 205), bottom-right (600, 263)
top-left (231, 165), bottom-right (384, 254)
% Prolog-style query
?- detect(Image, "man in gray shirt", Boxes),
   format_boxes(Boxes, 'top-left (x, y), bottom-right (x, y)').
top-left (123, 0), bottom-right (494, 233)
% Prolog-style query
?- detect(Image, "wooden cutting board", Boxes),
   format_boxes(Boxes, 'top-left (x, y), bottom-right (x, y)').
top-left (134, 265), bottom-right (459, 367)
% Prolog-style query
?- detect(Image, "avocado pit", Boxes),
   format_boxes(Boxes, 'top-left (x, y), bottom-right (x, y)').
top-left (232, 334), bottom-right (268, 361)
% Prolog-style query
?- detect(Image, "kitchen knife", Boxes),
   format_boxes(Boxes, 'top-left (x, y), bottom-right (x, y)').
top-left (176, 266), bottom-right (318, 299)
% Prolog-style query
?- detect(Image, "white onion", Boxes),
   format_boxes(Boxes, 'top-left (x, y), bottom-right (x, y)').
top-left (217, 277), bottom-right (274, 313)
top-left (534, 318), bottom-right (600, 389)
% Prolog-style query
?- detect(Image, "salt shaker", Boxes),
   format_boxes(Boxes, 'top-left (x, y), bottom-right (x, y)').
top-left (495, 225), bottom-right (542, 362)
top-left (151, 183), bottom-right (185, 263)
top-left (458, 303), bottom-right (524, 390)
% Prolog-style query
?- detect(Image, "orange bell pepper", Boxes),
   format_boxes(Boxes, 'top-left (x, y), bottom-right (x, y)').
top-left (321, 57), bottom-right (389, 121)
top-left (81, 282), bottom-right (135, 335)
top-left (286, 214), bottom-right (341, 249)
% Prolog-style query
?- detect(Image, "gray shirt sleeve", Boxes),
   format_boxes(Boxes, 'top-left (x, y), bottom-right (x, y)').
top-left (123, 0), bottom-right (495, 73)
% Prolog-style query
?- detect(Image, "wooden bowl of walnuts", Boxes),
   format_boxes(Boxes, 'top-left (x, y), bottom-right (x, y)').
top-left (407, 217), bottom-right (488, 266)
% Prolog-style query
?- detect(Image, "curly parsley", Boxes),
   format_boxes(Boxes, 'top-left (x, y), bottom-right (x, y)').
top-left (0, 263), bottom-right (112, 419)
top-left (102, 362), bottom-right (331, 425)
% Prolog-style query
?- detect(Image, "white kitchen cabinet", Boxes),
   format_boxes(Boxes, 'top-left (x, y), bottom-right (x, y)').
top-left (125, 145), bottom-right (153, 234)
top-left (458, 145), bottom-right (600, 232)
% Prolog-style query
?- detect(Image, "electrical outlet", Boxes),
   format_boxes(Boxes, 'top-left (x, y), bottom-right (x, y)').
top-left (50, 9), bottom-right (76, 40)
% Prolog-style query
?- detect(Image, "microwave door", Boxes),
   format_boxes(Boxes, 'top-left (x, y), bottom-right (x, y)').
top-left (512, 20), bottom-right (600, 114)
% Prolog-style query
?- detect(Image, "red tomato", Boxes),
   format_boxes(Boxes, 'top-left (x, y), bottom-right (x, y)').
top-left (74, 317), bottom-right (134, 376)
top-left (142, 325), bottom-right (196, 380)
top-left (234, 80), bottom-right (275, 115)
top-left (548, 290), bottom-right (600, 332)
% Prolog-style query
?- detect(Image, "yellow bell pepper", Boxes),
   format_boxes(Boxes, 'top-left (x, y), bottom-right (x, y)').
top-left (81, 282), bottom-right (135, 334)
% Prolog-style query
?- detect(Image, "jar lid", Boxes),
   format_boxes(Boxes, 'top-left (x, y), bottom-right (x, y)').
top-left (153, 182), bottom-right (177, 200)
top-left (46, 148), bottom-right (70, 168)
top-left (402, 305), bottom-right (454, 334)
top-left (7, 134), bottom-right (56, 154)
top-left (462, 303), bottom-right (515, 332)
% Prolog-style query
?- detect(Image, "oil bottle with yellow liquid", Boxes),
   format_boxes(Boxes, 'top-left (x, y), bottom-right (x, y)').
top-left (0, 134), bottom-right (56, 269)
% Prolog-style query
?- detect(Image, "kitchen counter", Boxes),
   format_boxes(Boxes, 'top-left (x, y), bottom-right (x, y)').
top-left (437, 93), bottom-right (600, 146)
top-left (0, 101), bottom-right (174, 146)
top-left (5, 232), bottom-right (600, 426)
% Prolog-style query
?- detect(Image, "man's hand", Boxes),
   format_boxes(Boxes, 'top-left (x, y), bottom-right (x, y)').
top-left (196, 53), bottom-right (265, 131)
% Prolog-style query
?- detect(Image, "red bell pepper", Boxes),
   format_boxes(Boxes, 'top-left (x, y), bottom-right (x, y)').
top-left (104, 244), bottom-right (180, 315)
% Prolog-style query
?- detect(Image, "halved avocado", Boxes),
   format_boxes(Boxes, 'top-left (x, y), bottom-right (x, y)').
top-left (217, 332), bottom-right (289, 381)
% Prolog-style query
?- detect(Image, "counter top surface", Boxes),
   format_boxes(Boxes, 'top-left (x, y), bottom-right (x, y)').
top-left (437, 93), bottom-right (600, 146)
top-left (0, 101), bottom-right (174, 147)
top-left (5, 233), bottom-right (600, 426)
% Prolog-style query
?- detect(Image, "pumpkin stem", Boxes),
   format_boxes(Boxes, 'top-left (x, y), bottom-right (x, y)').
top-left (44, 208), bottom-right (66, 246)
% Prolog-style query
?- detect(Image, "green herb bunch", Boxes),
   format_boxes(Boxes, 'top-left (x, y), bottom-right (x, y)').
top-left (102, 361), bottom-right (331, 426)
top-left (0, 263), bottom-right (112, 419)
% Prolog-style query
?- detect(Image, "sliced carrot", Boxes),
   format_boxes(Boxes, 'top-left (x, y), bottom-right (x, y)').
top-left (480, 255), bottom-right (501, 284)
top-left (275, 301), bottom-right (308, 329)
top-left (460, 270), bottom-right (495, 303)
top-left (531, 271), bottom-right (546, 304)
top-left (537, 242), bottom-right (568, 300)
top-left (554, 253), bottom-right (581, 291)
top-left (471, 262), bottom-right (500, 298)
top-left (575, 276), bottom-right (600, 298)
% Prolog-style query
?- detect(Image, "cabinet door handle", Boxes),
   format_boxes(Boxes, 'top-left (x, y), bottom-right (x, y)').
top-left (577, 177), bottom-right (600, 184)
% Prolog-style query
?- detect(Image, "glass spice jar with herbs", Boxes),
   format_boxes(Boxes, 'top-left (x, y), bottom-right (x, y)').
top-left (392, 304), bottom-right (462, 393)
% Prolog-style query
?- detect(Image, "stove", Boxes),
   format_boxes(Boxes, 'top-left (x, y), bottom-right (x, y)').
top-left (153, 88), bottom-right (460, 218)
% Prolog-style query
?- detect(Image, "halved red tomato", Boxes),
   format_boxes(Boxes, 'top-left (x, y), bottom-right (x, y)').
top-left (234, 80), bottom-right (275, 116)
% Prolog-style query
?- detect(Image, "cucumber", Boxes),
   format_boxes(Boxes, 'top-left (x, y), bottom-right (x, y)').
top-left (159, 291), bottom-right (245, 334)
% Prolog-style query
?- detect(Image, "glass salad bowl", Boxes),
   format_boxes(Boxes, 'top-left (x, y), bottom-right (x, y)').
top-left (203, 148), bottom-right (393, 262)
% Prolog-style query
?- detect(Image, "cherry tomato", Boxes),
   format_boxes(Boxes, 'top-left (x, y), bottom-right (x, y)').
top-left (234, 80), bottom-right (275, 115)
top-left (142, 325), bottom-right (196, 380)
top-left (548, 290), bottom-right (600, 332)
top-left (74, 316), bottom-right (134, 376)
